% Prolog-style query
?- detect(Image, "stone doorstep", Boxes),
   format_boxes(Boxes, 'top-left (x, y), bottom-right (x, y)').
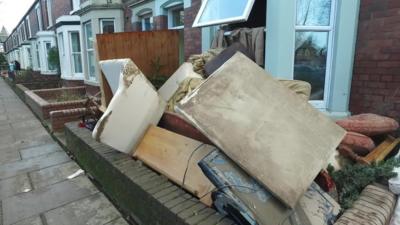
top-left (64, 122), bottom-right (236, 225)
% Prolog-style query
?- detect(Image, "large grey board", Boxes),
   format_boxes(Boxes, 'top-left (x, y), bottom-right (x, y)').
top-left (176, 52), bottom-right (345, 208)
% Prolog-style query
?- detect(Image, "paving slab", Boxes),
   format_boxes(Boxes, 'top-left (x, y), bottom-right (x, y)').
top-left (29, 161), bottom-right (82, 189)
top-left (10, 216), bottom-right (43, 225)
top-left (2, 176), bottom-right (98, 225)
top-left (0, 174), bottom-right (32, 200)
top-left (45, 193), bottom-right (121, 225)
top-left (105, 217), bottom-right (130, 225)
top-left (0, 151), bottom-right (70, 180)
top-left (20, 143), bottom-right (62, 160)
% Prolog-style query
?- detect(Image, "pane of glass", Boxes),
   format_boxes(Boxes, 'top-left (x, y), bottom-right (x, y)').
top-left (70, 32), bottom-right (81, 52)
top-left (296, 0), bottom-right (331, 26)
top-left (143, 17), bottom-right (152, 31)
top-left (87, 50), bottom-right (95, 78)
top-left (172, 8), bottom-right (184, 27)
top-left (294, 31), bottom-right (328, 100)
top-left (46, 42), bottom-right (55, 71)
top-left (102, 20), bottom-right (115, 33)
top-left (85, 22), bottom-right (93, 49)
top-left (198, 0), bottom-right (250, 24)
top-left (72, 53), bottom-right (83, 73)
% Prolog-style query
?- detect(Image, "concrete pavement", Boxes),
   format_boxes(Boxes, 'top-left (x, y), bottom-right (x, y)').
top-left (0, 79), bottom-right (129, 225)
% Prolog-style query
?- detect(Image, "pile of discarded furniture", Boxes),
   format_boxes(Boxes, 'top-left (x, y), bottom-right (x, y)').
top-left (83, 43), bottom-right (400, 225)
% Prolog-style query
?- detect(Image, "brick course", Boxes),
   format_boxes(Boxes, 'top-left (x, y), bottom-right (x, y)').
top-left (350, 0), bottom-right (400, 120)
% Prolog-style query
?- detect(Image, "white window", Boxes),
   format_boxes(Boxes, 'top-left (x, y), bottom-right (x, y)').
top-left (27, 46), bottom-right (32, 68)
top-left (26, 16), bottom-right (32, 38)
top-left (35, 42), bottom-right (41, 68)
top-left (36, 4), bottom-right (43, 31)
top-left (294, 0), bottom-right (335, 108)
top-left (45, 41), bottom-right (56, 71)
top-left (69, 31), bottom-right (83, 74)
top-left (84, 22), bottom-right (96, 80)
top-left (46, 0), bottom-right (53, 27)
top-left (100, 19), bottom-right (115, 34)
top-left (140, 13), bottom-right (153, 31)
top-left (193, 0), bottom-right (256, 27)
top-left (168, 4), bottom-right (184, 29)
top-left (58, 33), bottom-right (64, 56)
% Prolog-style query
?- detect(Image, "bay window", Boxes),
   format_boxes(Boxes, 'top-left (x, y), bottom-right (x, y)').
top-left (100, 19), bottom-right (115, 34)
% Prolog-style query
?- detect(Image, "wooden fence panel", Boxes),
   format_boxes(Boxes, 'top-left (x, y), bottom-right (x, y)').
top-left (96, 30), bottom-right (180, 79)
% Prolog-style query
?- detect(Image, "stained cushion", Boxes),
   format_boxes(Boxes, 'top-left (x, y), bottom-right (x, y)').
top-left (336, 113), bottom-right (399, 136)
top-left (341, 132), bottom-right (375, 156)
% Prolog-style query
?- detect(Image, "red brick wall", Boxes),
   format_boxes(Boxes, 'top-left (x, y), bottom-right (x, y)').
top-left (184, 0), bottom-right (202, 60)
top-left (51, 0), bottom-right (73, 26)
top-left (41, 0), bottom-right (49, 29)
top-left (124, 4), bottom-right (133, 32)
top-left (153, 15), bottom-right (168, 30)
top-left (29, 8), bottom-right (40, 36)
top-left (350, 0), bottom-right (400, 119)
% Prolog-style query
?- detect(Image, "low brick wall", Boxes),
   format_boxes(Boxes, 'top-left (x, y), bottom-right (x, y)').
top-left (50, 107), bottom-right (98, 132)
top-left (24, 86), bottom-right (96, 121)
top-left (15, 82), bottom-right (61, 102)
top-left (65, 122), bottom-right (235, 225)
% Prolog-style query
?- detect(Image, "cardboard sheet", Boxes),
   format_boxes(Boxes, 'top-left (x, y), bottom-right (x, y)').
top-left (133, 125), bottom-right (215, 206)
top-left (158, 63), bottom-right (202, 102)
top-left (176, 52), bottom-right (346, 208)
top-left (93, 59), bottom-right (166, 154)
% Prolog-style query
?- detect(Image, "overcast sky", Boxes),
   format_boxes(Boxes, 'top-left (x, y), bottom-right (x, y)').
top-left (0, 0), bottom-right (35, 34)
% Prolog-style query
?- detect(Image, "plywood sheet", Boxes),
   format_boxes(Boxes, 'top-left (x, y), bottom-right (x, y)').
top-left (93, 59), bottom-right (166, 154)
top-left (176, 52), bottom-right (346, 208)
top-left (133, 125), bottom-right (215, 206)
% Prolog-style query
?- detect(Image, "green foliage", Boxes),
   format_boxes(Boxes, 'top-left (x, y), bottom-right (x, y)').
top-left (0, 52), bottom-right (7, 65)
top-left (47, 47), bottom-right (60, 71)
top-left (328, 158), bottom-right (400, 209)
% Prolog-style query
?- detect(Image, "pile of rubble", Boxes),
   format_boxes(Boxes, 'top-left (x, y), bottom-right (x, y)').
top-left (85, 43), bottom-right (400, 225)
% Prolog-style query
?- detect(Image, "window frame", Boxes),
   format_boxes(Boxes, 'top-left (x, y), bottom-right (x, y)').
top-left (167, 4), bottom-right (184, 30)
top-left (99, 18), bottom-right (115, 34)
top-left (36, 4), bottom-right (43, 31)
top-left (46, 0), bottom-right (53, 27)
top-left (57, 32), bottom-right (65, 56)
top-left (69, 31), bottom-right (83, 75)
top-left (84, 21), bottom-right (96, 80)
top-left (293, 0), bottom-right (337, 109)
top-left (139, 13), bottom-right (153, 31)
top-left (192, 0), bottom-right (256, 28)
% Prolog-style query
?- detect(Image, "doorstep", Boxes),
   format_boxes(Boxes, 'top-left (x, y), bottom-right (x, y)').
top-left (64, 122), bottom-right (236, 225)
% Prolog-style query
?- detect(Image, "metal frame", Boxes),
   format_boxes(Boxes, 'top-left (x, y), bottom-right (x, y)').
top-left (192, 0), bottom-right (256, 28)
top-left (293, 0), bottom-right (337, 109)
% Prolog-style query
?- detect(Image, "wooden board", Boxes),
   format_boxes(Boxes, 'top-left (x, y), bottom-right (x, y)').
top-left (96, 31), bottom-right (180, 108)
top-left (176, 52), bottom-right (346, 208)
top-left (362, 135), bottom-right (400, 164)
top-left (133, 125), bottom-right (215, 206)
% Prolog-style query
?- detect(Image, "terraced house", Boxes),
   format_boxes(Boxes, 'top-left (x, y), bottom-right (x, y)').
top-left (3, 0), bottom-right (400, 119)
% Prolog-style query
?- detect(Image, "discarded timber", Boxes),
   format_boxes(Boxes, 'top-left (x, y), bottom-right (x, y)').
top-left (65, 122), bottom-right (236, 225)
top-left (176, 52), bottom-right (346, 208)
top-left (362, 135), bottom-right (400, 165)
top-left (133, 125), bottom-right (215, 206)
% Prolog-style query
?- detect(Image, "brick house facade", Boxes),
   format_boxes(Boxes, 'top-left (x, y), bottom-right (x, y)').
top-left (350, 0), bottom-right (400, 119)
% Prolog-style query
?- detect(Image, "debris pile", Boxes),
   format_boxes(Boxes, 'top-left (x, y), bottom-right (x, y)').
top-left (89, 48), bottom-right (400, 225)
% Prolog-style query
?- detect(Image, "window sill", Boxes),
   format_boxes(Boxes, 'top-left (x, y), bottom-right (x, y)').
top-left (169, 26), bottom-right (184, 30)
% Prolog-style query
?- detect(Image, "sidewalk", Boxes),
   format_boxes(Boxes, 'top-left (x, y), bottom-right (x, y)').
top-left (0, 79), bottom-right (129, 225)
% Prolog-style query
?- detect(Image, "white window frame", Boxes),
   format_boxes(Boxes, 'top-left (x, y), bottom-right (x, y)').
top-left (84, 21), bottom-right (96, 80)
top-left (99, 19), bottom-right (115, 34)
top-left (46, 0), bottom-right (53, 27)
top-left (193, 0), bottom-right (256, 28)
top-left (167, 4), bottom-right (184, 30)
top-left (69, 31), bottom-right (83, 75)
top-left (57, 32), bottom-right (64, 56)
top-left (71, 0), bottom-right (80, 12)
top-left (36, 4), bottom-right (43, 31)
top-left (293, 0), bottom-right (337, 109)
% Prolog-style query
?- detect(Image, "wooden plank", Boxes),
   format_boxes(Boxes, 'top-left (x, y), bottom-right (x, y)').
top-left (176, 52), bottom-right (346, 208)
top-left (362, 136), bottom-right (400, 164)
top-left (133, 125), bottom-right (215, 206)
top-left (96, 30), bottom-right (180, 108)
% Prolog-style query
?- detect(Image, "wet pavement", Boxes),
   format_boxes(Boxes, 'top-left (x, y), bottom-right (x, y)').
top-left (0, 79), bottom-right (129, 225)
